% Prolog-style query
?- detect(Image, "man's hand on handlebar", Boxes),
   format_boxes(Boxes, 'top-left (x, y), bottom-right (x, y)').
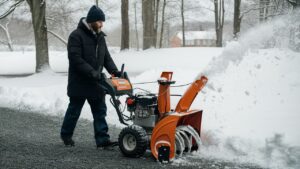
top-left (112, 71), bottom-right (123, 78)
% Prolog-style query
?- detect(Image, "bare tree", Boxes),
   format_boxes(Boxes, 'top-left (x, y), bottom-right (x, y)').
top-left (286, 0), bottom-right (299, 8)
top-left (0, 0), bottom-right (24, 19)
top-left (214, 0), bottom-right (225, 47)
top-left (259, 0), bottom-right (271, 22)
top-left (1, 0), bottom-right (49, 72)
top-left (26, 0), bottom-right (49, 72)
top-left (134, 1), bottom-right (139, 50)
top-left (47, 0), bottom-right (70, 40)
top-left (166, 22), bottom-right (170, 47)
top-left (0, 8), bottom-right (14, 51)
top-left (232, 1), bottom-right (262, 38)
top-left (0, 20), bottom-right (13, 51)
top-left (47, 30), bottom-right (67, 45)
top-left (273, 0), bottom-right (291, 14)
top-left (154, 0), bottom-right (160, 47)
top-left (121, 0), bottom-right (129, 50)
top-left (159, 0), bottom-right (167, 48)
top-left (233, 0), bottom-right (241, 39)
top-left (142, 0), bottom-right (156, 50)
top-left (180, 0), bottom-right (186, 47)
top-left (257, 0), bottom-right (296, 21)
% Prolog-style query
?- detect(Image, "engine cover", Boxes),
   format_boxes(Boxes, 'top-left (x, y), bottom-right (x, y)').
top-left (127, 94), bottom-right (158, 128)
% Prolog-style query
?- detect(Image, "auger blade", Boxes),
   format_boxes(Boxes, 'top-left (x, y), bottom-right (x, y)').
top-left (175, 131), bottom-right (185, 157)
top-left (177, 129), bottom-right (192, 153)
top-left (150, 110), bottom-right (203, 161)
top-left (177, 125), bottom-right (202, 151)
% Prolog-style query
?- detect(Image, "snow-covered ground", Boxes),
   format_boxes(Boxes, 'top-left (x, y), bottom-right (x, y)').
top-left (1, 15), bottom-right (300, 169)
top-left (0, 47), bottom-right (222, 128)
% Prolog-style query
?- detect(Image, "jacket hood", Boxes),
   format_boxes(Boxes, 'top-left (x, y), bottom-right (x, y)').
top-left (77, 17), bottom-right (106, 37)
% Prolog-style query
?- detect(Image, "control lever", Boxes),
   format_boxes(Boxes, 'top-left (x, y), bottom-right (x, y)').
top-left (120, 64), bottom-right (125, 78)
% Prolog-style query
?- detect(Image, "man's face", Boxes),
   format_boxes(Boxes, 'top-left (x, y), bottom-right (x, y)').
top-left (90, 21), bottom-right (103, 32)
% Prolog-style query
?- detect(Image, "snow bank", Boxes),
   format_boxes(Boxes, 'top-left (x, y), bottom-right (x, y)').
top-left (0, 52), bottom-right (35, 75)
top-left (196, 48), bottom-right (300, 169)
top-left (191, 12), bottom-right (300, 169)
top-left (0, 51), bottom-right (68, 75)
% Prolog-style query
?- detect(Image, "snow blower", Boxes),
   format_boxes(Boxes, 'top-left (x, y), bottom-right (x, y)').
top-left (100, 64), bottom-right (208, 163)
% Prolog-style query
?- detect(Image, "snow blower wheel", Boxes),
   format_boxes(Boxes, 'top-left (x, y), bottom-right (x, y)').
top-left (118, 125), bottom-right (148, 158)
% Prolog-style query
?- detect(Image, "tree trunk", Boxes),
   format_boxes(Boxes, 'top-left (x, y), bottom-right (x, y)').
top-left (214, 0), bottom-right (224, 47)
top-left (166, 22), bottom-right (170, 47)
top-left (142, 0), bottom-right (155, 50)
top-left (26, 0), bottom-right (49, 72)
top-left (154, 0), bottom-right (160, 47)
top-left (159, 0), bottom-right (166, 48)
top-left (95, 0), bottom-right (99, 7)
top-left (134, 2), bottom-right (139, 50)
top-left (121, 0), bottom-right (129, 50)
top-left (220, 0), bottom-right (224, 46)
top-left (181, 0), bottom-right (185, 47)
top-left (233, 0), bottom-right (241, 39)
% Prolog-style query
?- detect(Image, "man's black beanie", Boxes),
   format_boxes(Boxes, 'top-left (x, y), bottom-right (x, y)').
top-left (86, 5), bottom-right (105, 23)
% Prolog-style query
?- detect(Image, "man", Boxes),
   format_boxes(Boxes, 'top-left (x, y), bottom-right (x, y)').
top-left (60, 5), bottom-right (121, 148)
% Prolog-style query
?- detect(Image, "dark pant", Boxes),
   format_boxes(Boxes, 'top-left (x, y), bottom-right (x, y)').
top-left (60, 97), bottom-right (109, 145)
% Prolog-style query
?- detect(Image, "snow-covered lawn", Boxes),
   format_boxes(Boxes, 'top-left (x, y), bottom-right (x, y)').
top-left (1, 17), bottom-right (300, 169)
top-left (0, 47), bottom-right (222, 128)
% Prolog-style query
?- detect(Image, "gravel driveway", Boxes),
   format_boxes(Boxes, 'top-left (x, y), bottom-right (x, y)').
top-left (0, 107), bottom-right (264, 169)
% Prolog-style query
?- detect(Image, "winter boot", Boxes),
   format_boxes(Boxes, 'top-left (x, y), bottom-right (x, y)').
top-left (61, 137), bottom-right (75, 147)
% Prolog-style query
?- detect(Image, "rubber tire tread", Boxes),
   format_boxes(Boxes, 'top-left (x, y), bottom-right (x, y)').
top-left (118, 125), bottom-right (148, 158)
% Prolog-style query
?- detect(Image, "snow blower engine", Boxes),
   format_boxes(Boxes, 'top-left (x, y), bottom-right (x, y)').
top-left (100, 64), bottom-right (208, 163)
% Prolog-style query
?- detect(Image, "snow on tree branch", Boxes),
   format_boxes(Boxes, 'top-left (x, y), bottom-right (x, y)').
top-left (0, 0), bottom-right (24, 20)
top-left (0, 0), bottom-right (10, 6)
top-left (47, 30), bottom-right (67, 46)
top-left (0, 21), bottom-right (14, 51)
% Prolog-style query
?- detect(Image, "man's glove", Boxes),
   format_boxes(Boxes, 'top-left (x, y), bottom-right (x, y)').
top-left (90, 70), bottom-right (101, 80)
top-left (112, 71), bottom-right (123, 78)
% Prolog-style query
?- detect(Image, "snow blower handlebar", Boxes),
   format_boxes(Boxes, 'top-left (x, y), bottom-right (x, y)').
top-left (99, 64), bottom-right (133, 125)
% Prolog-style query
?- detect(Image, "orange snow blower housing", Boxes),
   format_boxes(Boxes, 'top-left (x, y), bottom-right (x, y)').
top-left (101, 66), bottom-right (207, 163)
top-left (151, 72), bottom-right (207, 161)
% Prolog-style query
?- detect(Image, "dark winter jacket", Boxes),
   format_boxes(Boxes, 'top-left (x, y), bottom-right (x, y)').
top-left (67, 18), bottom-right (118, 98)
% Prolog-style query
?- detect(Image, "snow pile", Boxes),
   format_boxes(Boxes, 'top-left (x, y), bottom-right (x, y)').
top-left (0, 70), bottom-right (67, 116)
top-left (191, 13), bottom-right (300, 169)
top-left (196, 48), bottom-right (300, 169)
